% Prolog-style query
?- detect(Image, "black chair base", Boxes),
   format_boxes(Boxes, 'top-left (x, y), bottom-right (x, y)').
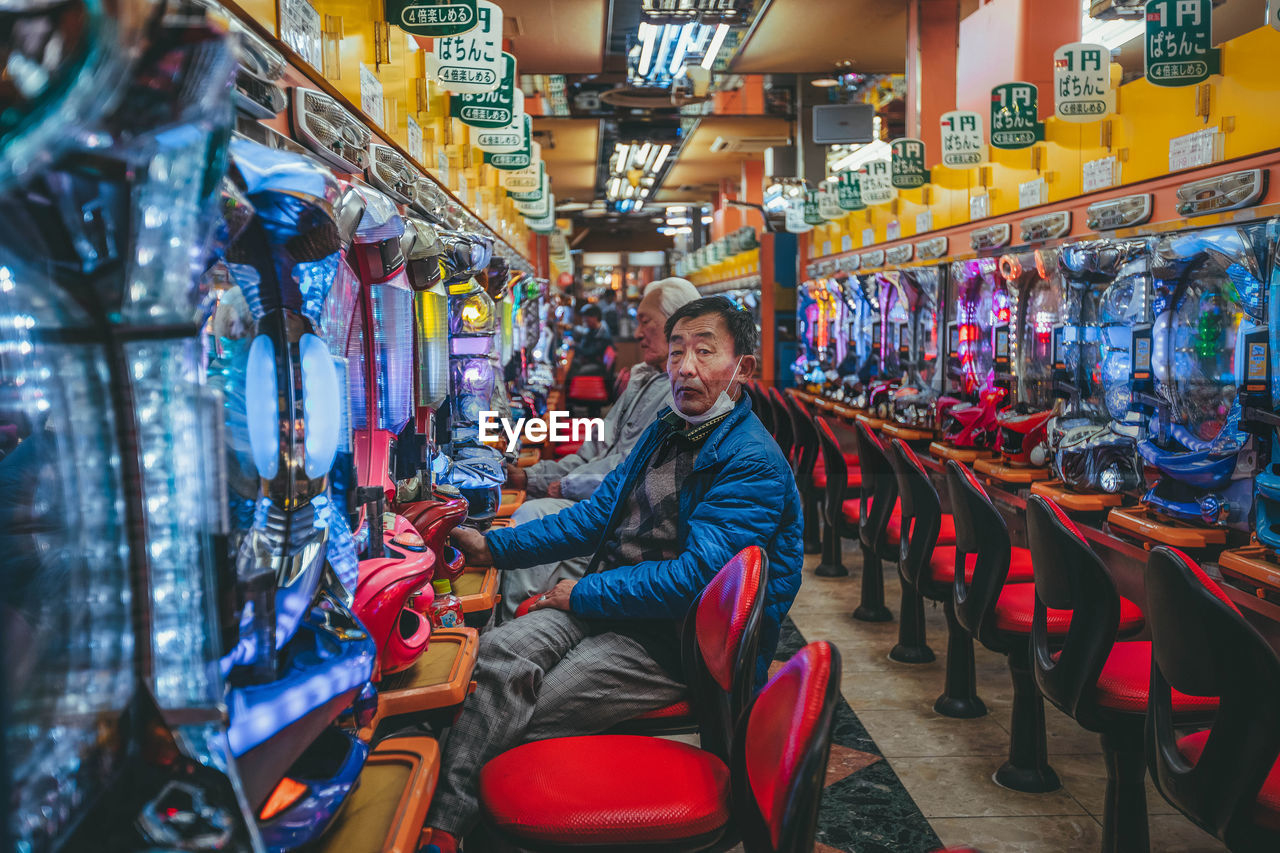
top-left (994, 643), bottom-right (1061, 794)
top-left (934, 600), bottom-right (988, 718)
top-left (890, 585), bottom-right (935, 663)
top-left (1100, 721), bottom-right (1150, 853)
top-left (815, 563), bottom-right (849, 578)
top-left (803, 492), bottom-right (822, 554)
top-left (853, 545), bottom-right (893, 622)
top-left (854, 604), bottom-right (893, 622)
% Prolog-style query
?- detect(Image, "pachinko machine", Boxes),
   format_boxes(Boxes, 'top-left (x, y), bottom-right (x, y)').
top-left (833, 272), bottom-right (880, 404)
top-left (869, 265), bottom-right (942, 440)
top-left (793, 276), bottom-right (844, 394)
top-left (1109, 222), bottom-right (1272, 549)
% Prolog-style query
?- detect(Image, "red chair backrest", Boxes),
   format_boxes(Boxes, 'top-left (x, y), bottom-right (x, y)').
top-left (814, 416), bottom-right (851, 513)
top-left (735, 641), bottom-right (841, 853)
top-left (1145, 546), bottom-right (1280, 848)
top-left (684, 545), bottom-right (769, 761)
top-left (945, 459), bottom-right (1014, 647)
top-left (853, 420), bottom-right (897, 551)
top-left (888, 438), bottom-right (943, 588)
top-left (767, 387), bottom-right (795, 459)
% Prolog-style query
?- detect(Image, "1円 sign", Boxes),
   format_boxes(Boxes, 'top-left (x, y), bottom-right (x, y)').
top-left (1054, 42), bottom-right (1114, 121)
top-left (836, 171), bottom-right (865, 211)
top-left (485, 116), bottom-right (534, 170)
top-left (859, 160), bottom-right (895, 205)
top-left (451, 52), bottom-right (517, 127)
top-left (803, 189), bottom-right (824, 226)
top-left (1145, 0), bottom-right (1220, 86)
top-left (939, 110), bottom-right (985, 167)
top-left (890, 138), bottom-right (929, 189)
top-left (990, 82), bottom-right (1044, 150)
top-left (389, 0), bottom-right (477, 37)
top-left (429, 0), bottom-right (503, 93)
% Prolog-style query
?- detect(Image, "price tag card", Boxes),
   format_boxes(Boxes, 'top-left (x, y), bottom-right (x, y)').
top-left (360, 63), bottom-right (385, 129)
top-left (1082, 155), bottom-right (1118, 192)
top-left (280, 0), bottom-right (323, 69)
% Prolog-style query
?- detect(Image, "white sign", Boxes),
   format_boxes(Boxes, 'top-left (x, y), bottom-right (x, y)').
top-left (817, 186), bottom-right (844, 221)
top-left (784, 196), bottom-right (814, 234)
top-left (502, 160), bottom-right (543, 191)
top-left (939, 110), bottom-right (986, 168)
top-left (916, 209), bottom-right (933, 234)
top-left (970, 192), bottom-right (990, 220)
top-left (1019, 177), bottom-right (1047, 209)
top-left (1082, 155), bottom-right (1119, 193)
top-left (407, 115), bottom-right (424, 164)
top-left (861, 227), bottom-right (875, 246)
top-left (524, 193), bottom-right (557, 232)
top-left (475, 90), bottom-right (526, 153)
top-left (437, 149), bottom-right (450, 185)
top-left (1169, 127), bottom-right (1220, 172)
top-left (360, 63), bottom-right (385, 129)
top-left (1053, 42), bottom-right (1115, 122)
top-left (822, 241), bottom-right (832, 256)
top-left (841, 234), bottom-right (854, 251)
top-left (886, 220), bottom-right (901, 241)
top-left (429, 0), bottom-right (504, 94)
top-left (860, 160), bottom-right (895, 205)
top-left (280, 0), bottom-right (322, 69)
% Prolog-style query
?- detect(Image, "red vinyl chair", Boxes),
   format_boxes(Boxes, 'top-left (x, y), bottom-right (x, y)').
top-left (767, 387), bottom-right (796, 466)
top-left (849, 420), bottom-right (900, 623)
top-left (782, 390), bottom-right (824, 555)
top-left (748, 381), bottom-right (774, 433)
top-left (1027, 497), bottom-right (1213, 852)
top-left (1145, 546), bottom-right (1280, 852)
top-left (946, 460), bottom-right (1144, 793)
top-left (886, 438), bottom-right (958, 668)
top-left (478, 641), bottom-right (842, 853)
top-left (514, 546), bottom-right (768, 759)
top-left (814, 416), bottom-right (859, 577)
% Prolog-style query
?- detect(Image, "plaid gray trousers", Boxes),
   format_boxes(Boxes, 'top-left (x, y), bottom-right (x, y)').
top-left (425, 607), bottom-right (688, 837)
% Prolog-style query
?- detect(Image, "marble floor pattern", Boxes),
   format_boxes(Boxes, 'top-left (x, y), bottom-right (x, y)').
top-left (787, 543), bottom-right (1231, 853)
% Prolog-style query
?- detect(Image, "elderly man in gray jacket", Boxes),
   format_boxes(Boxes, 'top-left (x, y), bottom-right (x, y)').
top-left (497, 277), bottom-right (700, 620)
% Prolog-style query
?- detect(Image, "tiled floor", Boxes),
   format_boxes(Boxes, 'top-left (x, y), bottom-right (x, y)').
top-left (788, 544), bottom-right (1229, 853)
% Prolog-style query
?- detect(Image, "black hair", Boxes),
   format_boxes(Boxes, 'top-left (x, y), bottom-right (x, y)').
top-left (581, 304), bottom-right (603, 320)
top-left (664, 295), bottom-right (759, 357)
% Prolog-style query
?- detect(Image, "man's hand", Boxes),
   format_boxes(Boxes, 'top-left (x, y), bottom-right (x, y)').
top-left (546, 480), bottom-right (562, 498)
top-left (450, 526), bottom-right (494, 567)
top-left (504, 462), bottom-right (528, 490)
top-left (529, 579), bottom-right (577, 612)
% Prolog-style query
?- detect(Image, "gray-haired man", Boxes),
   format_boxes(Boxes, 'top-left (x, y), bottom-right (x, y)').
top-left (497, 277), bottom-right (700, 621)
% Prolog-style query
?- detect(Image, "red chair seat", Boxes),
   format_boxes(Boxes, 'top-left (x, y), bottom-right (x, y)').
top-left (812, 466), bottom-right (862, 490)
top-left (633, 699), bottom-right (693, 721)
top-left (994, 583), bottom-right (1144, 635)
top-left (840, 500), bottom-right (900, 534)
top-left (817, 449), bottom-right (860, 468)
top-left (1088, 641), bottom-right (1220, 714)
top-left (888, 513), bottom-right (957, 550)
top-left (568, 375), bottom-right (609, 402)
top-left (1178, 730), bottom-right (1280, 830)
top-left (480, 735), bottom-right (731, 845)
top-left (553, 439), bottom-right (584, 458)
top-left (928, 545), bottom-right (1035, 585)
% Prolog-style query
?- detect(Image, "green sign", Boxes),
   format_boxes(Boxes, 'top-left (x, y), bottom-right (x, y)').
top-left (990, 82), bottom-right (1045, 150)
top-left (836, 171), bottom-right (865, 211)
top-left (1144, 0), bottom-right (1220, 87)
top-left (803, 190), bottom-right (824, 226)
top-left (890, 138), bottom-right (929, 188)
top-left (387, 0), bottom-right (477, 37)
top-left (450, 52), bottom-right (516, 128)
top-left (484, 115), bottom-right (532, 170)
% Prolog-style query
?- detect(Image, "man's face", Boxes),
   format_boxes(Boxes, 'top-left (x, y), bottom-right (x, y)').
top-left (667, 313), bottom-right (754, 416)
top-left (634, 290), bottom-right (669, 368)
top-left (585, 315), bottom-right (600, 330)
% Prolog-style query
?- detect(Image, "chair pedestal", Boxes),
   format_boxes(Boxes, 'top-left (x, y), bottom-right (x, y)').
top-left (934, 600), bottom-right (988, 719)
top-left (890, 585), bottom-right (935, 663)
top-left (803, 490), bottom-right (822, 554)
top-left (853, 545), bottom-right (892, 622)
top-left (815, 517), bottom-right (848, 578)
top-left (1100, 720), bottom-right (1150, 853)
top-left (994, 643), bottom-right (1061, 793)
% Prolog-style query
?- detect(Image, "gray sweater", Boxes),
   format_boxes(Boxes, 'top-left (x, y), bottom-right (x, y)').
top-left (525, 363), bottom-right (672, 501)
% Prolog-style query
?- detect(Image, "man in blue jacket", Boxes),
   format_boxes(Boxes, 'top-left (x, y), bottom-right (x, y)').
top-left (424, 297), bottom-right (803, 852)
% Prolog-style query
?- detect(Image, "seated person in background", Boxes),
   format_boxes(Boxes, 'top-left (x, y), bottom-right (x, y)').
top-left (497, 277), bottom-right (701, 622)
top-left (424, 297), bottom-right (803, 853)
top-left (570, 303), bottom-right (612, 368)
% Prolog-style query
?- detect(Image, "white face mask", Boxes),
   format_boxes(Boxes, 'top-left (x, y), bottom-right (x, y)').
top-left (675, 357), bottom-right (743, 425)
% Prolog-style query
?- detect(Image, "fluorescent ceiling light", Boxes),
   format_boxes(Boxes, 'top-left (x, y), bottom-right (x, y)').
top-left (615, 143), bottom-right (631, 172)
top-left (669, 23), bottom-right (695, 74)
top-left (829, 138), bottom-right (891, 173)
top-left (608, 176), bottom-right (621, 198)
top-left (1080, 0), bottom-right (1143, 51)
top-left (702, 24), bottom-right (729, 70)
top-left (637, 23), bottom-right (658, 76)
top-left (652, 143), bottom-right (672, 172)
top-left (636, 142), bottom-right (652, 169)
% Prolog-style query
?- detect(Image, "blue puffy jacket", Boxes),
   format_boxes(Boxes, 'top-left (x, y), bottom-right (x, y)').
top-left (486, 393), bottom-right (803, 685)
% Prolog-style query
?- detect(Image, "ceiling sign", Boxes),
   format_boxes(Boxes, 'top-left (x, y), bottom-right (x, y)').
top-left (1144, 0), bottom-right (1220, 87)
top-left (816, 186), bottom-right (843, 220)
top-left (486, 115), bottom-right (533, 170)
top-left (474, 90), bottom-right (525, 153)
top-left (890, 138), bottom-right (929, 189)
top-left (803, 189), bottom-right (824, 226)
top-left (860, 160), bottom-right (895, 205)
top-left (429, 0), bottom-right (503, 93)
top-left (525, 195), bottom-right (557, 233)
top-left (450, 52), bottom-right (517, 127)
top-left (836, 171), bottom-right (865, 211)
top-left (508, 167), bottom-right (545, 202)
top-left (939, 110), bottom-right (985, 168)
top-left (1053, 42), bottom-right (1115, 121)
top-left (785, 195), bottom-right (814, 234)
top-left (388, 0), bottom-right (477, 36)
top-left (990, 82), bottom-right (1044, 150)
